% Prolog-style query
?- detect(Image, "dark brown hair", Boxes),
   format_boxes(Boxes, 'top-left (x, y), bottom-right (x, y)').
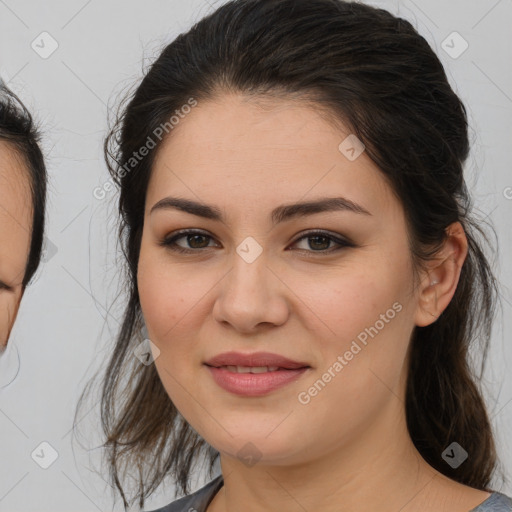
top-left (78, 0), bottom-right (503, 508)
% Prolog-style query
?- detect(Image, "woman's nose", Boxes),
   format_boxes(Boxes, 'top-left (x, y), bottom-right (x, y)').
top-left (212, 241), bottom-right (290, 333)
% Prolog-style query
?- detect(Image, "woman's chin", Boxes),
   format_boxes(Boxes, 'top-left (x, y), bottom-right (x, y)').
top-left (203, 432), bottom-right (304, 466)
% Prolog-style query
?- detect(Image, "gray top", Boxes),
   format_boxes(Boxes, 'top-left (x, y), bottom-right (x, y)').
top-left (146, 475), bottom-right (512, 512)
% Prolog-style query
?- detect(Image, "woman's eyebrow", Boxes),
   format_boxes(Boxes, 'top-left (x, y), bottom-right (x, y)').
top-left (150, 196), bottom-right (372, 224)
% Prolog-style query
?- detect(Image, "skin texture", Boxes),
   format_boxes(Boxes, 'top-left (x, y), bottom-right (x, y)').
top-left (0, 142), bottom-right (31, 351)
top-left (137, 93), bottom-right (491, 512)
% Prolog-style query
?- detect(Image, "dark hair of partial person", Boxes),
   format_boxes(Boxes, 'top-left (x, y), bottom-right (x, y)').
top-left (75, 0), bottom-right (503, 509)
top-left (0, 80), bottom-right (47, 287)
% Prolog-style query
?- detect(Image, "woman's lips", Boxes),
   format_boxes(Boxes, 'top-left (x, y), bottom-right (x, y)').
top-left (205, 365), bottom-right (309, 396)
top-left (204, 351), bottom-right (310, 369)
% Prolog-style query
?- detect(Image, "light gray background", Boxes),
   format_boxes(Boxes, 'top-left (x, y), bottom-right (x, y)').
top-left (0, 0), bottom-right (511, 510)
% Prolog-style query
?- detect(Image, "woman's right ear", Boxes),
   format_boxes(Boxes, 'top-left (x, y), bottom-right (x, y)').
top-left (413, 222), bottom-right (468, 327)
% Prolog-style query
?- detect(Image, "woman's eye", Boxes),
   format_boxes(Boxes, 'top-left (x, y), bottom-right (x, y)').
top-left (160, 230), bottom-right (218, 253)
top-left (291, 231), bottom-right (353, 253)
top-left (159, 229), bottom-right (353, 255)
top-left (0, 281), bottom-right (13, 292)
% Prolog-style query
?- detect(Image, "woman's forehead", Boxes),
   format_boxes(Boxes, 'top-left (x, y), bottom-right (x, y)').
top-left (0, 142), bottom-right (32, 282)
top-left (147, 97), bottom-right (399, 223)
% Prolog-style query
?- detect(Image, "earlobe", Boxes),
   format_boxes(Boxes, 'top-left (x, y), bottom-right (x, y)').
top-left (414, 222), bottom-right (468, 327)
top-left (415, 277), bottom-right (441, 327)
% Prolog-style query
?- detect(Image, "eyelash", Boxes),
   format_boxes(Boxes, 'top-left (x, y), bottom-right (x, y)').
top-left (159, 229), bottom-right (354, 256)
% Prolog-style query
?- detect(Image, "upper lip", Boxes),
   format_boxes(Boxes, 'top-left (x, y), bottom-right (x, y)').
top-left (204, 351), bottom-right (310, 369)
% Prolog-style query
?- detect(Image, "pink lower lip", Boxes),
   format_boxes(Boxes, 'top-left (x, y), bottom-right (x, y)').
top-left (205, 365), bottom-right (309, 397)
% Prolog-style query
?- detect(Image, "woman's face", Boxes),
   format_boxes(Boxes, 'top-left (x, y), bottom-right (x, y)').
top-left (137, 93), bottom-right (430, 465)
top-left (0, 142), bottom-right (32, 349)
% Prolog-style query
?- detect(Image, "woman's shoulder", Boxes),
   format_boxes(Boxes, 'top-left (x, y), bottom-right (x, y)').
top-left (470, 491), bottom-right (512, 511)
top-left (145, 475), bottom-right (224, 512)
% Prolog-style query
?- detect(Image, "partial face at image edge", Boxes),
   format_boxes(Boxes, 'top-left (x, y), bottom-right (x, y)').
top-left (0, 142), bottom-right (32, 351)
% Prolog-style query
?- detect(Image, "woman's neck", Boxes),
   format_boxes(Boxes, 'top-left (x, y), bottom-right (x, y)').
top-left (206, 401), bottom-right (491, 512)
